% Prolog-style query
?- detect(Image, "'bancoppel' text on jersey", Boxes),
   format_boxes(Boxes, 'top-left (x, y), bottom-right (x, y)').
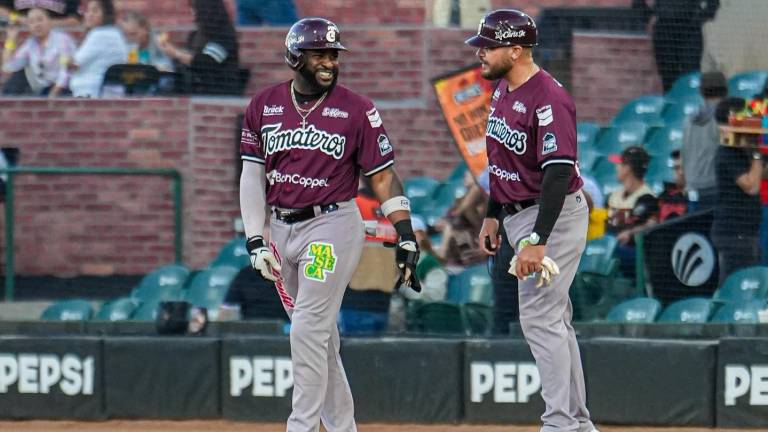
top-left (485, 70), bottom-right (583, 203)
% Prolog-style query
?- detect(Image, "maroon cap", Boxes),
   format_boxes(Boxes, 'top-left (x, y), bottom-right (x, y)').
top-left (285, 17), bottom-right (348, 69)
top-left (465, 9), bottom-right (538, 49)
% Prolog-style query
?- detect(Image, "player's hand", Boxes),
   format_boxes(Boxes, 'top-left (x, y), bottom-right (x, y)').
top-left (514, 239), bottom-right (545, 278)
top-left (479, 217), bottom-right (501, 255)
top-left (246, 235), bottom-right (281, 282)
top-left (389, 237), bottom-right (421, 292)
top-left (508, 253), bottom-right (560, 288)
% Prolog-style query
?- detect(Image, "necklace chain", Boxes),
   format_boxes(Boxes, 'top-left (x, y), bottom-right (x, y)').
top-left (291, 84), bottom-right (328, 129)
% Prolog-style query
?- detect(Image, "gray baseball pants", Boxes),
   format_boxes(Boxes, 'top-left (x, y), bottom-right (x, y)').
top-left (503, 189), bottom-right (594, 432)
top-left (269, 200), bottom-right (364, 432)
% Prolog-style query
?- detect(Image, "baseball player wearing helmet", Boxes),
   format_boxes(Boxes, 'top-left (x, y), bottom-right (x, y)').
top-left (468, 9), bottom-right (597, 432)
top-left (239, 17), bottom-right (420, 432)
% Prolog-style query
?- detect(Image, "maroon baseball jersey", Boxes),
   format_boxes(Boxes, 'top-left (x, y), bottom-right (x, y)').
top-left (240, 81), bottom-right (395, 208)
top-left (485, 69), bottom-right (583, 203)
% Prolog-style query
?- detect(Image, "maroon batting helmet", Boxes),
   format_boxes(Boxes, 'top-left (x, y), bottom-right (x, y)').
top-left (284, 17), bottom-right (348, 70)
top-left (465, 9), bottom-right (538, 48)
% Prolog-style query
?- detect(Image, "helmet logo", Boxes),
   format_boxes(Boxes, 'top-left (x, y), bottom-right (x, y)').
top-left (326, 25), bottom-right (338, 43)
top-left (286, 32), bottom-right (304, 48)
top-left (495, 22), bottom-right (525, 41)
top-left (477, 20), bottom-right (484, 36)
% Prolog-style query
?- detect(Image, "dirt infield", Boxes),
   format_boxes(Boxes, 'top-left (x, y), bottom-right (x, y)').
top-left (0, 421), bottom-right (757, 432)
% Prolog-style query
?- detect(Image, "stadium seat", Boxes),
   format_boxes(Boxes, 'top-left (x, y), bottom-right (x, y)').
top-left (605, 297), bottom-right (662, 323)
top-left (645, 153), bottom-right (675, 194)
top-left (404, 176), bottom-right (440, 215)
top-left (447, 161), bottom-right (469, 182)
top-left (727, 70), bottom-right (768, 99)
top-left (413, 301), bottom-right (469, 335)
top-left (710, 300), bottom-right (765, 323)
top-left (666, 71), bottom-right (701, 100)
top-left (712, 266), bottom-right (768, 304)
top-left (611, 95), bottom-right (666, 126)
top-left (657, 297), bottom-right (712, 323)
top-left (40, 299), bottom-right (94, 321)
top-left (184, 265), bottom-right (240, 317)
top-left (577, 122), bottom-right (601, 150)
top-left (95, 297), bottom-right (138, 321)
top-left (338, 308), bottom-right (388, 335)
top-left (210, 236), bottom-right (250, 269)
top-left (661, 95), bottom-right (704, 124)
top-left (130, 264), bottom-right (190, 304)
top-left (571, 235), bottom-right (628, 321)
top-left (462, 302), bottom-right (493, 336)
top-left (446, 264), bottom-right (493, 305)
top-left (590, 157), bottom-right (620, 196)
top-left (431, 179), bottom-right (467, 209)
top-left (593, 121), bottom-right (649, 155)
top-left (131, 301), bottom-right (160, 321)
top-left (578, 148), bottom-right (601, 172)
top-left (644, 124), bottom-right (684, 156)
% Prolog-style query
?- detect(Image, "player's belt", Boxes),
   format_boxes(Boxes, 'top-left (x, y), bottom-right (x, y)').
top-left (503, 198), bottom-right (539, 216)
top-left (273, 203), bottom-right (340, 224)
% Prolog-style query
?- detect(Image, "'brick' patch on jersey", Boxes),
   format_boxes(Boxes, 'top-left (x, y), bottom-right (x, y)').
top-left (536, 105), bottom-right (553, 126)
top-left (542, 133), bottom-right (557, 155)
top-left (378, 134), bottom-right (393, 156)
top-left (366, 108), bottom-right (382, 128)
top-left (304, 242), bottom-right (337, 282)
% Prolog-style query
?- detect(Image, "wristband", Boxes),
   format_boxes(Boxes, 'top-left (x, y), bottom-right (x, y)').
top-left (380, 196), bottom-right (410, 217)
top-left (245, 235), bottom-right (265, 253)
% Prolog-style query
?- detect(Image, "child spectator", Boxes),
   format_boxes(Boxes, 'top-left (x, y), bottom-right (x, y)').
top-left (118, 10), bottom-right (173, 72)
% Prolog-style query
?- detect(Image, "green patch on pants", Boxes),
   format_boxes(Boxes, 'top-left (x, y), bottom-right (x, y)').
top-left (304, 242), bottom-right (337, 282)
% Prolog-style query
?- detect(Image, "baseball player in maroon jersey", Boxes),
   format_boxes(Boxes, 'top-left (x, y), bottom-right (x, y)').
top-left (239, 17), bottom-right (420, 432)
top-left (468, 9), bottom-right (598, 432)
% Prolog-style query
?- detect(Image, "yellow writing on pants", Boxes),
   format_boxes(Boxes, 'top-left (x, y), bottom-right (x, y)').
top-left (304, 242), bottom-right (337, 282)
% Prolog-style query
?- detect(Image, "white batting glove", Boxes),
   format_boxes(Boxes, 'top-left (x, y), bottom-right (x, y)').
top-left (246, 236), bottom-right (281, 282)
top-left (508, 255), bottom-right (560, 288)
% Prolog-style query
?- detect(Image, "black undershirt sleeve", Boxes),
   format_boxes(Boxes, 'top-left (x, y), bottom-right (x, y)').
top-left (486, 196), bottom-right (503, 219)
top-left (532, 164), bottom-right (573, 245)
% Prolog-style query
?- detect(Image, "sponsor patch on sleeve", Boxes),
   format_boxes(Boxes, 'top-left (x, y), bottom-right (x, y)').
top-left (377, 134), bottom-right (393, 156)
top-left (536, 104), bottom-right (553, 126)
top-left (241, 128), bottom-right (259, 148)
top-left (542, 132), bottom-right (557, 155)
top-left (366, 107), bottom-right (382, 128)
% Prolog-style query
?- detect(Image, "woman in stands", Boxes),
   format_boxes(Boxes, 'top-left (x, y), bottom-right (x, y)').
top-left (155, 0), bottom-right (242, 95)
top-left (1, 5), bottom-right (76, 97)
top-left (68, 0), bottom-right (128, 97)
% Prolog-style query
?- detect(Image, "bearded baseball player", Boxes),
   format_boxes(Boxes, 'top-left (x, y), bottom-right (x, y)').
top-left (239, 17), bottom-right (420, 432)
top-left (468, 9), bottom-right (597, 432)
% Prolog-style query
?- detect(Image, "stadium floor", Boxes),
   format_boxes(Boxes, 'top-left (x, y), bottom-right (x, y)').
top-left (0, 422), bottom-right (756, 431)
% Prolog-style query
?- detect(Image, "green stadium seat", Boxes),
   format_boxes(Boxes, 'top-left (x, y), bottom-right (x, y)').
top-left (446, 264), bottom-right (493, 305)
top-left (727, 70), bottom-right (768, 99)
top-left (210, 236), bottom-right (250, 269)
top-left (131, 301), bottom-right (160, 321)
top-left (184, 265), bottom-right (240, 316)
top-left (590, 157), bottom-right (620, 196)
top-left (666, 71), bottom-right (701, 100)
top-left (593, 121), bottom-right (649, 155)
top-left (95, 297), bottom-right (138, 321)
top-left (413, 301), bottom-right (469, 335)
top-left (578, 148), bottom-right (601, 172)
top-left (657, 297), bottom-right (712, 323)
top-left (447, 161), bottom-right (469, 182)
top-left (571, 235), bottom-right (628, 321)
top-left (611, 95), bottom-right (666, 126)
top-left (710, 300), bottom-right (765, 323)
top-left (644, 124), bottom-right (684, 156)
top-left (404, 176), bottom-right (440, 215)
top-left (645, 154), bottom-right (675, 194)
top-left (130, 264), bottom-right (190, 303)
top-left (431, 178), bottom-right (467, 207)
top-left (713, 266), bottom-right (768, 304)
top-left (661, 95), bottom-right (704, 124)
top-left (40, 299), bottom-right (94, 321)
top-left (577, 122), bottom-right (601, 150)
top-left (605, 297), bottom-right (661, 323)
top-left (462, 302), bottom-right (493, 336)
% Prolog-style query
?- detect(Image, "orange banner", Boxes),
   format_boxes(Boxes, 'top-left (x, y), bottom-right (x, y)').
top-left (432, 65), bottom-right (494, 178)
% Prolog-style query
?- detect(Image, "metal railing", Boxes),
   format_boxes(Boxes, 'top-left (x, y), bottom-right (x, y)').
top-left (1, 167), bottom-right (183, 301)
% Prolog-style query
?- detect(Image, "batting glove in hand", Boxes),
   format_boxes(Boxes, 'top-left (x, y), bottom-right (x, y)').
top-left (246, 236), bottom-right (281, 282)
top-left (385, 238), bottom-right (422, 292)
top-left (508, 256), bottom-right (560, 288)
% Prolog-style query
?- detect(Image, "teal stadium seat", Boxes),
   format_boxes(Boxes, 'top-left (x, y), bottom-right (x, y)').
top-left (447, 161), bottom-right (469, 182)
top-left (184, 265), bottom-right (240, 317)
top-left (571, 235), bottom-right (626, 321)
top-left (413, 301), bottom-right (469, 335)
top-left (661, 95), bottom-right (704, 124)
top-left (713, 266), bottom-right (768, 304)
top-left (727, 70), bottom-right (768, 99)
top-left (446, 264), bottom-right (493, 305)
top-left (462, 302), bottom-right (493, 336)
top-left (577, 122), bottom-right (602, 171)
top-left (593, 121), bottom-right (649, 155)
top-left (131, 301), bottom-right (160, 321)
top-left (420, 179), bottom-right (467, 226)
top-left (611, 95), bottom-right (666, 126)
top-left (644, 124), bottom-right (684, 156)
top-left (590, 157), bottom-right (620, 196)
top-left (41, 299), bottom-right (94, 321)
top-left (404, 176), bottom-right (440, 215)
top-left (605, 297), bottom-right (661, 323)
top-left (710, 300), bottom-right (765, 323)
top-left (657, 297), bottom-right (712, 323)
top-left (210, 236), bottom-right (250, 269)
top-left (95, 297), bottom-right (138, 321)
top-left (130, 264), bottom-right (190, 303)
top-left (645, 154), bottom-right (675, 194)
top-left (666, 71), bottom-right (701, 100)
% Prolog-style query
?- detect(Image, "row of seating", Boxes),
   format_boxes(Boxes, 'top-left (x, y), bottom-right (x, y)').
top-left (607, 296), bottom-right (767, 324)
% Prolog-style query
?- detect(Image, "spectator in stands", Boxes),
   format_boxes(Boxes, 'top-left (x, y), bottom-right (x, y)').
top-left (657, 150), bottom-right (688, 222)
top-left (118, 11), bottom-right (173, 72)
top-left (156, 0), bottom-right (242, 95)
top-left (235, 0), bottom-right (297, 26)
top-left (633, 0), bottom-right (719, 92)
top-left (1, 5), bottom-right (75, 96)
top-left (67, 0), bottom-right (128, 97)
top-left (437, 171), bottom-right (487, 267)
top-left (711, 97), bottom-right (763, 284)
top-left (432, 0), bottom-right (491, 28)
top-left (681, 71), bottom-right (727, 212)
top-left (1, 0), bottom-right (81, 27)
top-left (581, 172), bottom-right (608, 240)
top-left (607, 146), bottom-right (659, 277)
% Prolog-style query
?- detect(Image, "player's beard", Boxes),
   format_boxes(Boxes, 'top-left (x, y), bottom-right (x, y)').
top-left (298, 65), bottom-right (338, 94)
top-left (481, 57), bottom-right (513, 81)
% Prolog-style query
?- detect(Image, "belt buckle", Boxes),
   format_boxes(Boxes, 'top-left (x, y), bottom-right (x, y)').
top-left (276, 208), bottom-right (295, 219)
top-left (513, 202), bottom-right (523, 212)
